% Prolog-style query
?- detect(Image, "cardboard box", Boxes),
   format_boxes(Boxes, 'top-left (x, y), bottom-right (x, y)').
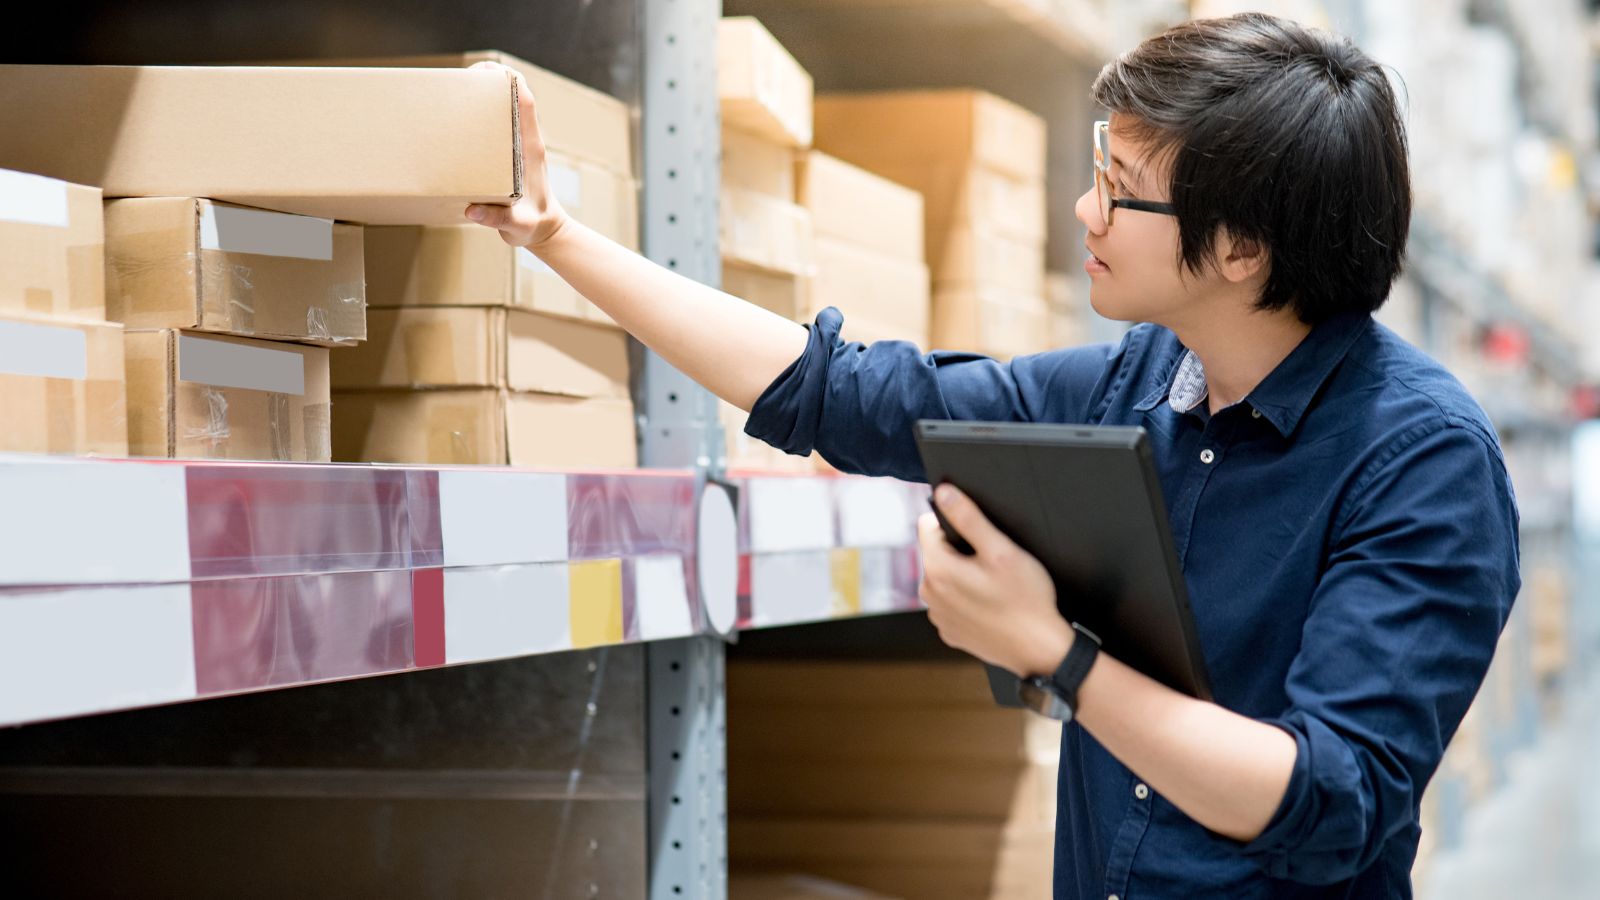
top-left (931, 287), bottom-right (1050, 359)
top-left (732, 819), bottom-right (1054, 900)
top-left (809, 238), bottom-right (930, 345)
top-left (729, 874), bottom-right (898, 900)
top-left (0, 170), bottom-right (105, 323)
top-left (125, 330), bottom-right (330, 460)
top-left (876, 163), bottom-right (1047, 258)
top-left (725, 127), bottom-right (799, 200)
top-left (797, 152), bottom-right (924, 261)
top-left (720, 18), bottom-right (814, 148)
top-left (362, 225), bottom-right (620, 327)
top-left (332, 389), bottom-right (637, 468)
top-left (724, 262), bottom-right (807, 321)
top-left (275, 51), bottom-right (634, 178)
top-left (0, 314), bottom-right (127, 456)
top-left (936, 227), bottom-right (1046, 296)
top-left (332, 307), bottom-right (628, 398)
top-left (722, 188), bottom-right (815, 276)
top-left (104, 198), bottom-right (365, 346)
top-left (0, 64), bottom-right (521, 225)
top-left (814, 91), bottom-right (1046, 182)
top-left (546, 149), bottom-right (640, 250)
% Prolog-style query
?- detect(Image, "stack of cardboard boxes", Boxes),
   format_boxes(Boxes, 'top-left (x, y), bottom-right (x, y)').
top-left (328, 52), bottom-right (640, 469)
top-left (107, 198), bottom-right (359, 460)
top-left (1, 61), bottom-right (535, 462)
top-left (728, 660), bottom-right (1059, 900)
top-left (814, 90), bottom-right (1051, 360)
top-left (717, 18), bottom-right (932, 473)
top-left (0, 169), bottom-right (127, 457)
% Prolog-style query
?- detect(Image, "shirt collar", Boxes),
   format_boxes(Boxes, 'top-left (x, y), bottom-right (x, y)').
top-left (1132, 313), bottom-right (1371, 436)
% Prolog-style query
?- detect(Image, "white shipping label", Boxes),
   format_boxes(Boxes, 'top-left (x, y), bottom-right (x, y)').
top-left (200, 202), bottom-right (333, 260)
top-left (178, 335), bottom-right (305, 396)
top-left (0, 169), bottom-right (70, 228)
top-left (548, 163), bottom-right (583, 211)
top-left (0, 320), bottom-right (87, 381)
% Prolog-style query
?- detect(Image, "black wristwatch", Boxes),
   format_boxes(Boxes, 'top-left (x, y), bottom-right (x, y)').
top-left (1017, 622), bottom-right (1102, 722)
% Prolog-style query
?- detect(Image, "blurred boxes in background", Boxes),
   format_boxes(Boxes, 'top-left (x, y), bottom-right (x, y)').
top-left (104, 198), bottom-right (366, 345)
top-left (730, 874), bottom-right (899, 900)
top-left (728, 660), bottom-right (1058, 900)
top-left (0, 170), bottom-right (105, 323)
top-left (0, 64), bottom-right (522, 225)
top-left (332, 389), bottom-right (637, 469)
top-left (719, 17), bottom-right (814, 149)
top-left (815, 90), bottom-right (1050, 359)
top-left (333, 307), bottom-right (628, 398)
top-left (124, 329), bottom-right (330, 461)
top-left (0, 314), bottom-right (127, 457)
top-left (1, 170), bottom-right (127, 457)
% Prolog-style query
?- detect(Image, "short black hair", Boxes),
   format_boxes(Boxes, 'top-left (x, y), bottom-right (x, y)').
top-left (1092, 13), bottom-right (1411, 323)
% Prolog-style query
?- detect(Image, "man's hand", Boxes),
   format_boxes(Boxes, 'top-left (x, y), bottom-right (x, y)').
top-left (463, 61), bottom-right (572, 250)
top-left (917, 484), bottom-right (1074, 677)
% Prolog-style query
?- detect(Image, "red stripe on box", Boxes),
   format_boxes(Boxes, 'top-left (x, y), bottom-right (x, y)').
top-left (412, 567), bottom-right (446, 669)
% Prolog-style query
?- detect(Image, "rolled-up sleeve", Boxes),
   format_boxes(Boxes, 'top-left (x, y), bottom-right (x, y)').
top-left (1242, 420), bottom-right (1521, 884)
top-left (744, 307), bottom-right (1122, 481)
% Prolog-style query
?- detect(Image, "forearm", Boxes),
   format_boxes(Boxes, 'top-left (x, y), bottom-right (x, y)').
top-left (535, 219), bottom-right (808, 411)
top-left (1074, 648), bottom-right (1297, 842)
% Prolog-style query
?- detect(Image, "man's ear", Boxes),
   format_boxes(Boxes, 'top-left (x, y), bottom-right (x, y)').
top-left (1215, 228), bottom-right (1269, 285)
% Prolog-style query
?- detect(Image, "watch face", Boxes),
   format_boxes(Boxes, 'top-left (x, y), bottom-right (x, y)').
top-left (1017, 678), bottom-right (1073, 722)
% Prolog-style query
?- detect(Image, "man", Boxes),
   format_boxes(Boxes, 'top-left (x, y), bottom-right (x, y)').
top-left (467, 12), bottom-right (1520, 897)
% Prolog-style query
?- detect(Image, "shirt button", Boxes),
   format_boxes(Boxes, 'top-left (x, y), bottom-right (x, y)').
top-left (1135, 783), bottom-right (1150, 800)
top-left (1251, 408), bottom-right (1262, 419)
top-left (1199, 448), bottom-right (1215, 464)
top-left (1110, 895), bottom-right (1120, 900)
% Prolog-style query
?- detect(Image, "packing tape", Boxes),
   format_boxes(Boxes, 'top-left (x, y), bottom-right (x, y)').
top-left (183, 386), bottom-right (232, 451)
top-left (303, 403), bottom-right (332, 462)
top-left (85, 377), bottom-right (127, 457)
top-left (104, 227), bottom-right (200, 325)
top-left (44, 379), bottom-right (76, 455)
top-left (267, 392), bottom-right (291, 460)
top-left (202, 255), bottom-right (258, 336)
top-left (23, 288), bottom-right (55, 317)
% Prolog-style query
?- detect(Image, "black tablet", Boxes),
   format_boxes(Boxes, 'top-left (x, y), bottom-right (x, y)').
top-left (914, 420), bottom-right (1213, 704)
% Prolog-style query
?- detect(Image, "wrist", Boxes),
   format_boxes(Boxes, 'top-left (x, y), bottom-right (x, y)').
top-left (1024, 618), bottom-right (1075, 678)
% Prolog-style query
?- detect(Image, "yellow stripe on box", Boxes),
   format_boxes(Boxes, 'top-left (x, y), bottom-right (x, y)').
top-left (830, 548), bottom-right (862, 617)
top-left (569, 559), bottom-right (624, 648)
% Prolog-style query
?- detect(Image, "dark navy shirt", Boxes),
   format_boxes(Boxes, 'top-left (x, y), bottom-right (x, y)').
top-left (746, 307), bottom-right (1521, 898)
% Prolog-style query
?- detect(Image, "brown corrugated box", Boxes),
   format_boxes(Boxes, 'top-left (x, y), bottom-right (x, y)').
top-left (273, 50), bottom-right (634, 178)
top-left (0, 313), bottom-right (127, 456)
top-left (808, 238), bottom-right (930, 346)
top-left (722, 188), bottom-right (815, 276)
top-left (725, 128), bottom-right (799, 200)
top-left (0, 65), bottom-right (521, 225)
top-left (332, 389), bottom-right (637, 469)
top-left (364, 225), bottom-right (608, 324)
top-left (871, 163), bottom-right (1047, 261)
top-left (813, 91), bottom-right (1046, 182)
top-left (719, 18), bottom-right (814, 149)
top-left (730, 874), bottom-right (898, 900)
top-left (723, 263), bottom-right (807, 322)
top-left (104, 198), bottom-right (366, 346)
top-left (936, 227), bottom-right (1046, 296)
top-left (332, 307), bottom-right (628, 398)
top-left (0, 170), bottom-right (105, 323)
top-left (797, 152), bottom-right (924, 261)
top-left (125, 329), bottom-right (331, 460)
top-left (932, 287), bottom-right (1051, 360)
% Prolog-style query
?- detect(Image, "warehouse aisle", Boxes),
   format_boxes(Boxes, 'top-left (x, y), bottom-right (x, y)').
top-left (1419, 667), bottom-right (1600, 899)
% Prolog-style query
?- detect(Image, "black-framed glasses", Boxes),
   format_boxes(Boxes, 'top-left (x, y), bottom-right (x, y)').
top-left (1094, 120), bottom-right (1178, 226)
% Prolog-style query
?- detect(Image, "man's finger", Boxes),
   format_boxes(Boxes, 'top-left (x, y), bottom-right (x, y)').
top-left (932, 483), bottom-right (1011, 557)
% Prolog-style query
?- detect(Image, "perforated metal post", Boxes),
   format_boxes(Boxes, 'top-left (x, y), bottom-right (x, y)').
top-left (639, 0), bottom-right (729, 898)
